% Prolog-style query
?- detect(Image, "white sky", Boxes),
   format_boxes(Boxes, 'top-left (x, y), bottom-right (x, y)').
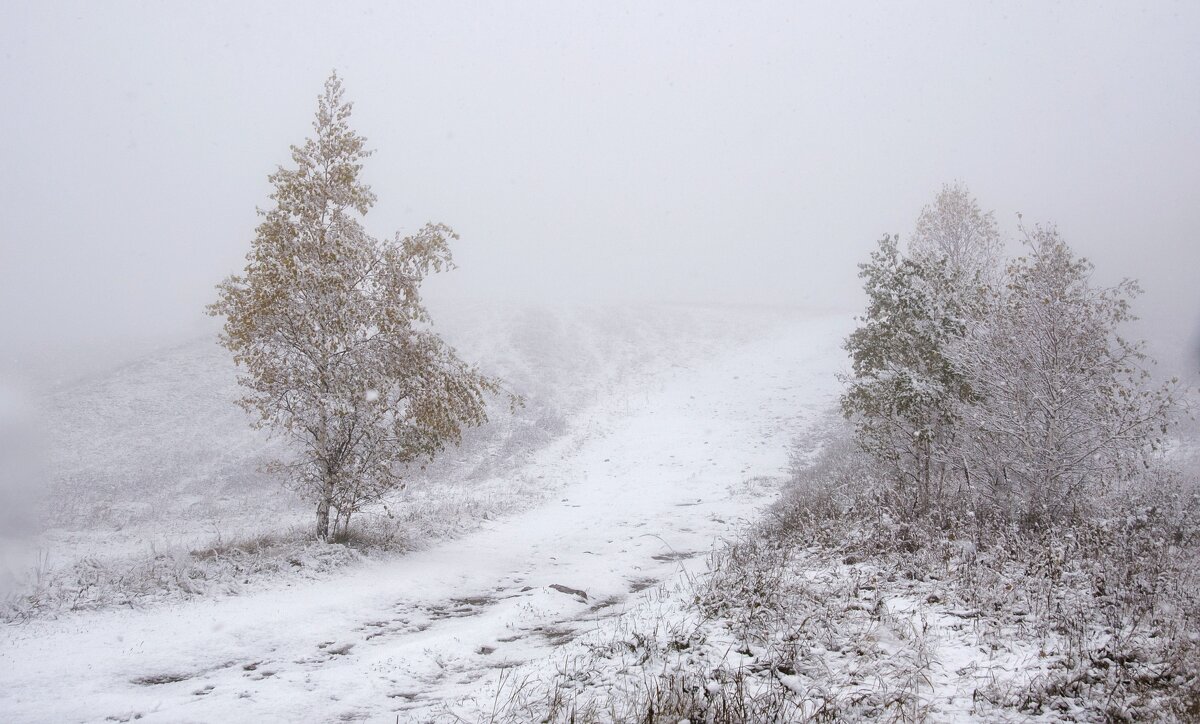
top-left (2, 1), bottom-right (1198, 368)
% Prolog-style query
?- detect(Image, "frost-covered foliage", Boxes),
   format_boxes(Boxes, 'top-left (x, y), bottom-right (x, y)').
top-left (3, 530), bottom-right (366, 621)
top-left (481, 542), bottom-right (939, 723)
top-left (835, 192), bottom-right (1195, 717)
top-left (954, 227), bottom-right (1177, 525)
top-left (208, 73), bottom-right (506, 540)
top-left (908, 181), bottom-right (1003, 284)
top-left (843, 185), bottom-right (1177, 525)
top-left (773, 424), bottom-right (1200, 721)
top-left (841, 234), bottom-right (980, 512)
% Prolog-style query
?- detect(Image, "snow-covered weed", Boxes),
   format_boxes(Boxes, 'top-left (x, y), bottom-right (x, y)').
top-left (3, 471), bottom-right (556, 622)
top-left (2, 528), bottom-right (369, 621)
top-left (767, 424), bottom-right (1200, 721)
top-left (478, 531), bottom-right (937, 722)
top-left (478, 418), bottom-right (1200, 722)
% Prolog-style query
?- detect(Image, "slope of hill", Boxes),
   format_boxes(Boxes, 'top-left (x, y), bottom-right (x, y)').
top-left (0, 308), bottom-right (851, 722)
top-left (5, 303), bottom-right (803, 618)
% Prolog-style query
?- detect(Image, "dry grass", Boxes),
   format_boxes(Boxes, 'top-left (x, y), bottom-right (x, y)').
top-left (476, 419), bottom-right (1200, 722)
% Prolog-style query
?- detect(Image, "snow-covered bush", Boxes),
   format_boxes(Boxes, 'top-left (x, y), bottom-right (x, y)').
top-left (843, 186), bottom-right (1178, 529)
top-left (769, 421), bottom-right (1200, 720)
top-left (841, 184), bottom-right (998, 516)
top-left (952, 226), bottom-right (1176, 527)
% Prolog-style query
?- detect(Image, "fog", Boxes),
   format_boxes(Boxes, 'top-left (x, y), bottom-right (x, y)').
top-left (3, 1), bottom-right (1199, 379)
top-left (4, 6), bottom-right (1200, 712)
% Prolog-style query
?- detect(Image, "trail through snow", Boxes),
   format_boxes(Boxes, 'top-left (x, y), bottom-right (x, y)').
top-left (0, 313), bottom-right (849, 723)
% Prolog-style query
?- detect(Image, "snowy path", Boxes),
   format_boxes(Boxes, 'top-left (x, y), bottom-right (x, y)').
top-left (0, 314), bottom-right (848, 723)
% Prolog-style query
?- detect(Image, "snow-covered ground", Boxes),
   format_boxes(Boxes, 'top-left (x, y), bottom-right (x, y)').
top-left (0, 308), bottom-right (850, 722)
top-left (4, 304), bottom-right (792, 616)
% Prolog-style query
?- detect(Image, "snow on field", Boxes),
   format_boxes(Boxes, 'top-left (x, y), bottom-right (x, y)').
top-left (0, 307), bottom-right (850, 722)
top-left (10, 305), bottom-right (781, 595)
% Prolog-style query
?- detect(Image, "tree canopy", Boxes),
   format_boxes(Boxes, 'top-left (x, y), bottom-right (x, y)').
top-left (841, 185), bottom-right (1176, 526)
top-left (209, 73), bottom-right (507, 540)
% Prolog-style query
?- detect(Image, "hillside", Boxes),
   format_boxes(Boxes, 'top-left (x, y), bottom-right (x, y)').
top-left (5, 303), bottom-right (806, 617)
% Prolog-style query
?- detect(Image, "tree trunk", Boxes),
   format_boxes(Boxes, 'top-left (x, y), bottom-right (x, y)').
top-left (316, 459), bottom-right (336, 541)
top-left (316, 498), bottom-right (331, 541)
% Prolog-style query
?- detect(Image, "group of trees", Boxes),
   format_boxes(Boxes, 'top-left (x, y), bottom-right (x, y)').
top-left (842, 184), bottom-right (1176, 527)
top-left (211, 74), bottom-right (1176, 541)
top-left (209, 74), bottom-right (506, 541)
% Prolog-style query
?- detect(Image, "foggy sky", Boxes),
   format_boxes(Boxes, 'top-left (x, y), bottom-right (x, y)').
top-left (3, 1), bottom-right (1199, 373)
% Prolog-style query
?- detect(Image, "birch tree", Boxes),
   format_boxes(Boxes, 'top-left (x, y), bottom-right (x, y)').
top-left (909, 181), bottom-right (1003, 283)
top-left (845, 187), bottom-right (1176, 528)
top-left (841, 184), bottom-right (997, 511)
top-left (841, 236), bottom-right (976, 511)
top-left (209, 73), bottom-right (505, 541)
top-left (952, 227), bottom-right (1176, 525)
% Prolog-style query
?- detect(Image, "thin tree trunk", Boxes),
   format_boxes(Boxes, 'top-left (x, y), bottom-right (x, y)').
top-left (316, 474), bottom-right (335, 541)
top-left (316, 457), bottom-right (336, 541)
top-left (316, 497), bottom-right (331, 541)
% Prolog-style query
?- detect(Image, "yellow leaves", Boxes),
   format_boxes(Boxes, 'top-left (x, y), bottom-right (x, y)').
top-left (207, 72), bottom-right (515, 530)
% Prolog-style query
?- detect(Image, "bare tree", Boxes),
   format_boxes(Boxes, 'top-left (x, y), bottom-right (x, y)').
top-left (208, 73), bottom-right (507, 541)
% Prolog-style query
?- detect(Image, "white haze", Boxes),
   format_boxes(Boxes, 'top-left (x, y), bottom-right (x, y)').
top-left (2, 1), bottom-right (1199, 381)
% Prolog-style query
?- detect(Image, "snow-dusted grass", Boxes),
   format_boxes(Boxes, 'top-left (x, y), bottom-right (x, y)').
top-left (475, 540), bottom-right (945, 722)
top-left (10, 530), bottom-right (360, 619)
top-left (475, 419), bottom-right (1200, 722)
top-left (765, 425), bottom-right (1200, 720)
top-left (3, 304), bottom-right (787, 621)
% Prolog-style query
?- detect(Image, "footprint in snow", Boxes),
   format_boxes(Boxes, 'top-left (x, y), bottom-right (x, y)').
top-left (130, 672), bottom-right (192, 686)
top-left (651, 550), bottom-right (699, 562)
